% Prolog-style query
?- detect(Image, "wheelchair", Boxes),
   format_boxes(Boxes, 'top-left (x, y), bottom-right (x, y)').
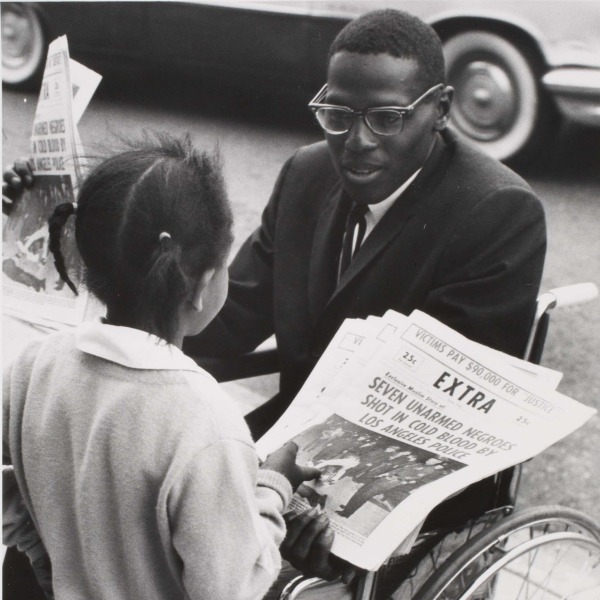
top-left (197, 282), bottom-right (600, 600)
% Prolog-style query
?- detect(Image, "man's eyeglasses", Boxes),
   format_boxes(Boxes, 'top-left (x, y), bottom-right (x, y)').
top-left (308, 83), bottom-right (444, 136)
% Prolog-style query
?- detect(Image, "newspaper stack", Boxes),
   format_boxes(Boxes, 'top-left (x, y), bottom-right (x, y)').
top-left (257, 310), bottom-right (595, 570)
top-left (3, 36), bottom-right (101, 328)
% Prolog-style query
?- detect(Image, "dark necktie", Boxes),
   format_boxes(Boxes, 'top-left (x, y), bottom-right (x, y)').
top-left (339, 202), bottom-right (369, 277)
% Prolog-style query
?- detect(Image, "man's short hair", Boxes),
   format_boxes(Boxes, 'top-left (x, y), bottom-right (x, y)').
top-left (328, 9), bottom-right (445, 88)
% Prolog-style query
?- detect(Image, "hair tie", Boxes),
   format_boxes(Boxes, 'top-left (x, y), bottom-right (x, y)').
top-left (159, 231), bottom-right (171, 242)
top-left (72, 202), bottom-right (78, 214)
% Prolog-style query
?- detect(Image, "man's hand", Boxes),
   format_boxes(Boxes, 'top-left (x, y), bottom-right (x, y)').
top-left (3, 158), bottom-right (34, 214)
top-left (261, 442), bottom-right (321, 491)
top-left (281, 507), bottom-right (357, 583)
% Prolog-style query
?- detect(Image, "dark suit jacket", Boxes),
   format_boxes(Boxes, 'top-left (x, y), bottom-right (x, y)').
top-left (185, 128), bottom-right (546, 528)
top-left (186, 129), bottom-right (546, 414)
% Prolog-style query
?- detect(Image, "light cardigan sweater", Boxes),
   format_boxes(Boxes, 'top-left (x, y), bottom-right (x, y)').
top-left (3, 322), bottom-right (292, 600)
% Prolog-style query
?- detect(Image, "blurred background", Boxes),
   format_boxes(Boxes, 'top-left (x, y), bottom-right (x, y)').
top-left (3, 0), bottom-right (600, 522)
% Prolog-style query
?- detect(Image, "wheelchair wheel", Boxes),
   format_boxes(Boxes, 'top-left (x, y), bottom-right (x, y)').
top-left (409, 505), bottom-right (600, 600)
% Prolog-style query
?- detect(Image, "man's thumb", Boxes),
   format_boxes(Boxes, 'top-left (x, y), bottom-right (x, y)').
top-left (300, 465), bottom-right (322, 482)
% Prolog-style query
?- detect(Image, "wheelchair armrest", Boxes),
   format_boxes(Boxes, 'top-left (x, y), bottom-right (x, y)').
top-left (190, 339), bottom-right (279, 382)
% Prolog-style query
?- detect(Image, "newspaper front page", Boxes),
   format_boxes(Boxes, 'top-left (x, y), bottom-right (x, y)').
top-left (3, 36), bottom-right (101, 327)
top-left (257, 310), bottom-right (595, 571)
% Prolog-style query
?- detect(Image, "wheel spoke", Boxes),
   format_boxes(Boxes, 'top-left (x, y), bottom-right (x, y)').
top-left (392, 509), bottom-right (600, 600)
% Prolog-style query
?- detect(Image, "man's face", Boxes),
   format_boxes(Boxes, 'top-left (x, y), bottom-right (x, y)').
top-left (324, 51), bottom-right (449, 205)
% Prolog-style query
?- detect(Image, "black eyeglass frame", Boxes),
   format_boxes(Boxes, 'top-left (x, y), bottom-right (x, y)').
top-left (308, 83), bottom-right (445, 136)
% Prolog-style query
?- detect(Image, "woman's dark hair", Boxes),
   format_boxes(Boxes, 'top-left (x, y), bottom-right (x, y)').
top-left (328, 9), bottom-right (445, 88)
top-left (48, 132), bottom-right (233, 343)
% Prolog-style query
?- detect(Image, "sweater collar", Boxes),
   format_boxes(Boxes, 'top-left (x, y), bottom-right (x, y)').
top-left (75, 321), bottom-right (207, 373)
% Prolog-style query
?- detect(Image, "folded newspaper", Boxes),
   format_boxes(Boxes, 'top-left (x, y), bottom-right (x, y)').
top-left (256, 310), bottom-right (595, 571)
top-left (3, 36), bottom-right (101, 328)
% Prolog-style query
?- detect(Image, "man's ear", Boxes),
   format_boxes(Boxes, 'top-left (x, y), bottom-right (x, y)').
top-left (190, 268), bottom-right (216, 312)
top-left (433, 85), bottom-right (454, 131)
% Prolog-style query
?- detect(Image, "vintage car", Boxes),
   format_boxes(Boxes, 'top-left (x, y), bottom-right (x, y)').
top-left (2, 1), bottom-right (600, 164)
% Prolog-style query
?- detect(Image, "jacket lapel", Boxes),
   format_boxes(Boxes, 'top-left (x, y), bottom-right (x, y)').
top-left (308, 182), bottom-right (350, 321)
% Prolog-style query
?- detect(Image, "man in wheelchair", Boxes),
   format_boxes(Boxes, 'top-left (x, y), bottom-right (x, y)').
top-left (184, 7), bottom-right (546, 587)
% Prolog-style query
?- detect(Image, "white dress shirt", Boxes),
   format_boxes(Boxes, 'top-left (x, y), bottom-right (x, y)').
top-left (345, 168), bottom-right (422, 260)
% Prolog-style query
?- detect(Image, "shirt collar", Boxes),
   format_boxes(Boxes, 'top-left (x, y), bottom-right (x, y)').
top-left (75, 321), bottom-right (207, 374)
top-left (368, 168), bottom-right (422, 224)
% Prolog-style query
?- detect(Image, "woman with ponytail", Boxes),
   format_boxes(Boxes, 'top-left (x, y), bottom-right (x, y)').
top-left (3, 133), bottom-right (320, 600)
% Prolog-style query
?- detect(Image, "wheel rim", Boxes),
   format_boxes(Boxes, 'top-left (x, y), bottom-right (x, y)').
top-left (450, 59), bottom-right (518, 143)
top-left (443, 32), bottom-right (541, 163)
top-left (458, 532), bottom-right (600, 599)
top-left (436, 516), bottom-right (600, 600)
top-left (1, 3), bottom-right (44, 84)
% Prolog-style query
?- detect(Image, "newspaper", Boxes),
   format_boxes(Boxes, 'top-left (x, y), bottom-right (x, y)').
top-left (257, 310), bottom-right (595, 571)
top-left (2, 36), bottom-right (101, 328)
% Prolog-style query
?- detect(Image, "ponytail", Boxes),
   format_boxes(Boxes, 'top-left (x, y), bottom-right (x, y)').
top-left (135, 233), bottom-right (190, 343)
top-left (48, 202), bottom-right (78, 296)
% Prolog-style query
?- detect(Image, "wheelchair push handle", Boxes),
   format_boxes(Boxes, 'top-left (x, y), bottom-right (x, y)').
top-left (535, 282), bottom-right (598, 319)
top-left (544, 282), bottom-right (598, 309)
top-left (524, 282), bottom-right (598, 364)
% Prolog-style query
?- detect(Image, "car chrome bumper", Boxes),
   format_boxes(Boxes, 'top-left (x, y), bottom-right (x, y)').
top-left (543, 67), bottom-right (600, 127)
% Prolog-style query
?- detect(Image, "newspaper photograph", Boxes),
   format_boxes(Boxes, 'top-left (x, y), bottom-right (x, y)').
top-left (257, 310), bottom-right (596, 570)
top-left (2, 36), bottom-right (101, 327)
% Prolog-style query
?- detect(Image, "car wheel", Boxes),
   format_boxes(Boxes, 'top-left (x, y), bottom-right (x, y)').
top-left (443, 30), bottom-right (555, 165)
top-left (2, 2), bottom-right (47, 89)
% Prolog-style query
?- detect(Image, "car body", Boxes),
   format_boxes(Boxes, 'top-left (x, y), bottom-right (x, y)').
top-left (2, 0), bottom-right (600, 163)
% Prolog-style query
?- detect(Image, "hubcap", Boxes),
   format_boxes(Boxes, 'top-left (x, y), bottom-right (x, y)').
top-left (450, 60), bottom-right (517, 142)
top-left (1, 5), bottom-right (36, 71)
